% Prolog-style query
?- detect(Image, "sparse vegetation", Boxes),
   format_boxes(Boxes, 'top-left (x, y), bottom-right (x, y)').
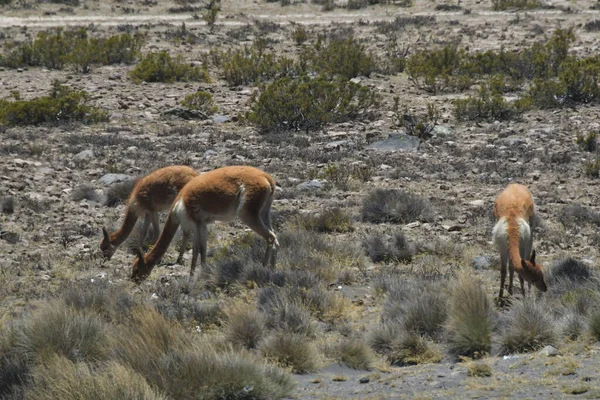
top-left (501, 298), bottom-right (557, 354)
top-left (301, 36), bottom-right (375, 79)
top-left (260, 333), bottom-right (319, 373)
top-left (0, 80), bottom-right (108, 126)
top-left (180, 90), bottom-right (218, 114)
top-left (296, 207), bottom-right (354, 233)
top-left (130, 51), bottom-right (210, 83)
top-left (492, 0), bottom-right (541, 11)
top-left (362, 189), bottom-right (434, 224)
top-left (363, 231), bottom-right (413, 263)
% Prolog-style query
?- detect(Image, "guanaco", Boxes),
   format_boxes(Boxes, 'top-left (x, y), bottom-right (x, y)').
top-left (100, 165), bottom-right (199, 260)
top-left (492, 183), bottom-right (547, 300)
top-left (131, 165), bottom-right (279, 282)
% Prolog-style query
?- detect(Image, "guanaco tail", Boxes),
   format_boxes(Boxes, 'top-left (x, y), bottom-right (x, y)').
top-left (492, 183), bottom-right (547, 300)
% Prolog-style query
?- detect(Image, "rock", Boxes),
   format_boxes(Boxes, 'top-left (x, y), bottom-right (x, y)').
top-left (359, 377), bottom-right (370, 384)
top-left (539, 345), bottom-right (559, 357)
top-left (203, 149), bottom-right (218, 159)
top-left (211, 114), bottom-right (231, 123)
top-left (0, 231), bottom-right (19, 244)
top-left (495, 136), bottom-right (526, 147)
top-left (431, 125), bottom-right (454, 139)
top-left (406, 221), bottom-right (420, 228)
top-left (325, 140), bottom-right (351, 150)
top-left (368, 133), bottom-right (420, 152)
top-left (162, 107), bottom-right (208, 120)
top-left (74, 149), bottom-right (94, 161)
top-left (468, 200), bottom-right (485, 207)
top-left (473, 255), bottom-right (491, 270)
top-left (297, 180), bottom-right (324, 191)
top-left (98, 173), bottom-right (132, 186)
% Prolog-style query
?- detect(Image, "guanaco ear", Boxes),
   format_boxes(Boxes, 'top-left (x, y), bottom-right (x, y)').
top-left (135, 248), bottom-right (146, 268)
top-left (530, 250), bottom-right (536, 265)
top-left (102, 227), bottom-right (110, 242)
top-left (521, 259), bottom-right (531, 273)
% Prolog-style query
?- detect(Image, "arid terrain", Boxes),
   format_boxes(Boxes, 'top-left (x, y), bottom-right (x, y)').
top-left (1, 0), bottom-right (600, 398)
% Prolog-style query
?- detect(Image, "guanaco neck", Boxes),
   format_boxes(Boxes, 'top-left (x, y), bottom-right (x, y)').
top-left (109, 207), bottom-right (139, 246)
top-left (144, 212), bottom-right (180, 267)
top-left (506, 216), bottom-right (525, 274)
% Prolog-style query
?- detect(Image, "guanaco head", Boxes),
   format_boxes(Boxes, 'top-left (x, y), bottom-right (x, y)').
top-left (520, 250), bottom-right (547, 292)
top-left (100, 227), bottom-right (116, 259)
top-left (131, 248), bottom-right (151, 283)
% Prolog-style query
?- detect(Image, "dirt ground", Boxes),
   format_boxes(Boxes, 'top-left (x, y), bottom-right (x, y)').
top-left (1, 0), bottom-right (600, 398)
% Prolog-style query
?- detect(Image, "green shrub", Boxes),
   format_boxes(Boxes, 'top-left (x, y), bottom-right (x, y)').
top-left (392, 98), bottom-right (439, 139)
top-left (130, 51), bottom-right (209, 83)
top-left (576, 132), bottom-right (597, 152)
top-left (203, 0), bottom-right (220, 31)
top-left (584, 158), bottom-right (600, 178)
top-left (446, 277), bottom-right (494, 358)
top-left (492, 0), bottom-right (541, 10)
top-left (180, 90), bottom-right (218, 114)
top-left (291, 26), bottom-right (309, 45)
top-left (406, 45), bottom-right (471, 93)
top-left (301, 36), bottom-right (375, 79)
top-left (0, 80), bottom-right (109, 126)
top-left (453, 75), bottom-right (526, 121)
top-left (0, 28), bottom-right (144, 71)
top-left (558, 57), bottom-right (600, 104)
top-left (248, 75), bottom-right (380, 133)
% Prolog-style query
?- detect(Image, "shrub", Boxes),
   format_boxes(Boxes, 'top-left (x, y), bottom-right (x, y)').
top-left (180, 90), bottom-right (218, 114)
top-left (333, 339), bottom-right (376, 370)
top-left (547, 258), bottom-right (594, 284)
top-left (291, 26), bottom-right (309, 45)
top-left (8, 301), bottom-right (109, 363)
top-left (374, 15), bottom-right (435, 34)
top-left (263, 298), bottom-right (316, 337)
top-left (589, 311), bottom-right (600, 341)
top-left (247, 75), bottom-right (380, 133)
top-left (217, 40), bottom-right (296, 86)
top-left (296, 207), bottom-right (354, 233)
top-left (260, 333), bottom-right (319, 374)
top-left (0, 28), bottom-right (144, 71)
top-left (104, 177), bottom-right (139, 207)
top-left (361, 188), bottom-right (434, 224)
top-left (363, 231), bottom-right (413, 263)
top-left (446, 277), bottom-right (494, 358)
top-left (392, 99), bottom-right (439, 139)
top-left (492, 0), bottom-right (541, 10)
top-left (301, 36), bottom-right (375, 79)
top-left (585, 158), bottom-right (600, 178)
top-left (71, 184), bottom-right (103, 203)
top-left (130, 51), bottom-right (209, 83)
top-left (406, 45), bottom-right (471, 93)
top-left (584, 20), bottom-right (600, 32)
top-left (0, 81), bottom-right (109, 126)
top-left (372, 328), bottom-right (442, 366)
top-left (225, 306), bottom-right (267, 349)
top-left (558, 203), bottom-right (600, 228)
top-left (576, 131), bottom-right (598, 152)
top-left (26, 357), bottom-right (167, 400)
top-left (453, 75), bottom-right (526, 121)
top-left (501, 298), bottom-right (556, 354)
top-left (466, 361), bottom-right (493, 377)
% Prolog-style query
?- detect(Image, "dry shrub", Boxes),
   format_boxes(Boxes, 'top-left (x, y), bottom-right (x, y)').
top-left (296, 207), bottom-right (354, 233)
top-left (263, 298), bottom-right (316, 337)
top-left (368, 323), bottom-right (441, 366)
top-left (589, 311), bottom-right (600, 341)
top-left (26, 356), bottom-right (166, 400)
top-left (332, 339), bottom-right (376, 370)
top-left (466, 361), bottom-right (492, 377)
top-left (500, 298), bottom-right (557, 354)
top-left (225, 305), bottom-right (267, 349)
top-left (8, 301), bottom-right (109, 364)
top-left (362, 189), bottom-right (434, 224)
top-left (260, 332), bottom-right (319, 374)
top-left (104, 177), bottom-right (139, 207)
top-left (446, 277), bottom-right (494, 358)
top-left (363, 231), bottom-right (413, 263)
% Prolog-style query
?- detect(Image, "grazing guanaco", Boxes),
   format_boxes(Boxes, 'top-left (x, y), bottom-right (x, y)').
top-left (131, 165), bottom-right (279, 283)
top-left (100, 165), bottom-right (199, 261)
top-left (492, 183), bottom-right (547, 301)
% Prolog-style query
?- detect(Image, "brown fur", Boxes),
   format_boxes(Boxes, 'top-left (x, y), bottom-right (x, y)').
top-left (493, 183), bottom-right (547, 300)
top-left (132, 165), bottom-right (278, 282)
top-left (100, 165), bottom-right (199, 259)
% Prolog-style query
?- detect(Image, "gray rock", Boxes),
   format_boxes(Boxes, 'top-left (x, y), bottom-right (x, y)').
top-left (359, 377), bottom-right (370, 384)
top-left (99, 173), bottom-right (132, 186)
top-left (368, 133), bottom-right (420, 152)
top-left (473, 255), bottom-right (492, 270)
top-left (495, 136), bottom-right (526, 147)
top-left (203, 149), bottom-right (218, 159)
top-left (431, 125), bottom-right (454, 138)
top-left (539, 345), bottom-right (559, 357)
top-left (74, 149), bottom-right (94, 160)
top-left (325, 140), bottom-right (352, 150)
top-left (297, 179), bottom-right (324, 191)
top-left (0, 231), bottom-right (19, 244)
top-left (162, 107), bottom-right (208, 120)
top-left (211, 114), bottom-right (231, 123)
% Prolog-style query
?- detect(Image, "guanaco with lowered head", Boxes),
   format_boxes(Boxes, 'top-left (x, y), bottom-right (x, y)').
top-left (131, 165), bottom-right (279, 282)
top-left (492, 183), bottom-right (547, 300)
top-left (100, 165), bottom-right (199, 260)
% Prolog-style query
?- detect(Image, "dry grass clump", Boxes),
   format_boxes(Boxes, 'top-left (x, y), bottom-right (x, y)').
top-left (369, 321), bottom-right (441, 367)
top-left (330, 338), bottom-right (376, 370)
top-left (71, 184), bottom-right (104, 203)
top-left (466, 361), bottom-right (493, 377)
top-left (260, 333), bottom-right (319, 374)
top-left (104, 177), bottom-right (139, 207)
top-left (225, 304), bottom-right (267, 350)
top-left (589, 311), bottom-right (600, 341)
top-left (26, 356), bottom-right (166, 400)
top-left (381, 279), bottom-right (448, 339)
top-left (363, 230), bottom-right (413, 263)
top-left (296, 207), bottom-right (354, 233)
top-left (6, 301), bottom-right (109, 364)
top-left (263, 298), bottom-right (317, 337)
top-left (558, 203), bottom-right (600, 228)
top-left (500, 298), bottom-right (557, 354)
top-left (61, 279), bottom-right (135, 323)
top-left (446, 277), bottom-right (494, 358)
top-left (362, 189), bottom-right (434, 224)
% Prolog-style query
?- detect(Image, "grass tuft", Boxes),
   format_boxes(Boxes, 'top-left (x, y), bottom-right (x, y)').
top-left (501, 298), bottom-right (556, 354)
top-left (260, 333), bottom-right (319, 374)
top-left (362, 189), bottom-right (434, 224)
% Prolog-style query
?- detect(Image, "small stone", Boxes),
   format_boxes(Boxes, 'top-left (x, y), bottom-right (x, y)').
top-left (98, 173), bottom-right (132, 186)
top-left (297, 180), bottom-right (324, 191)
top-left (74, 149), bottom-right (94, 160)
top-left (473, 255), bottom-right (492, 270)
top-left (539, 345), bottom-right (559, 357)
top-left (406, 221), bottom-right (420, 228)
top-left (359, 377), bottom-right (370, 384)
